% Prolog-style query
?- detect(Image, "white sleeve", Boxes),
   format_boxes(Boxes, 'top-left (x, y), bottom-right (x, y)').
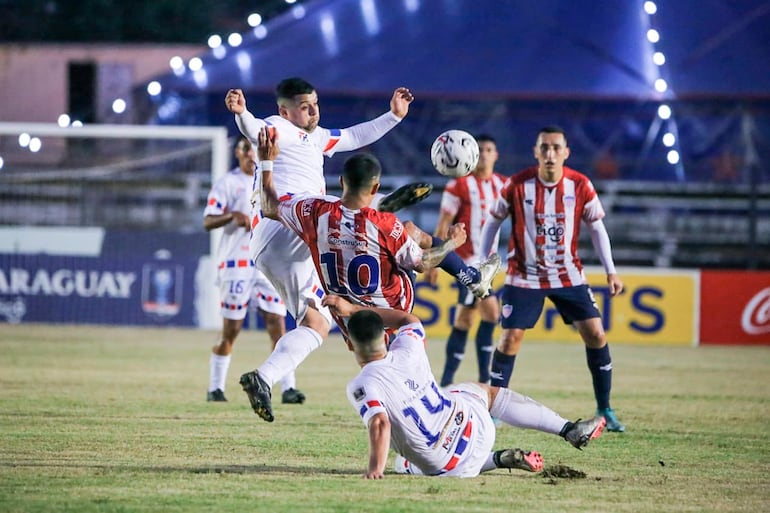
top-left (479, 215), bottom-right (504, 257)
top-left (588, 219), bottom-right (617, 275)
top-left (234, 110), bottom-right (267, 142)
top-left (333, 111), bottom-right (402, 153)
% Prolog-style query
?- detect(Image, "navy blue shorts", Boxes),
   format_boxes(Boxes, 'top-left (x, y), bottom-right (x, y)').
top-left (455, 282), bottom-right (478, 307)
top-left (499, 284), bottom-right (601, 329)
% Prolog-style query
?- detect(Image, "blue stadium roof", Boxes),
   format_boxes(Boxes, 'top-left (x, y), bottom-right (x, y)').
top-left (150, 0), bottom-right (770, 99)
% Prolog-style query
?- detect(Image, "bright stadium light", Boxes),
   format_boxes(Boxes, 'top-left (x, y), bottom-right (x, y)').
top-left (29, 137), bottom-right (42, 152)
top-left (653, 51), bottom-right (665, 65)
top-left (18, 133), bottom-right (30, 147)
top-left (247, 13), bottom-right (262, 27)
top-left (254, 25), bottom-right (268, 39)
top-left (71, 120), bottom-right (83, 127)
top-left (654, 78), bottom-right (668, 92)
top-left (207, 35), bottom-right (222, 48)
top-left (228, 32), bottom-right (243, 47)
top-left (647, 29), bottom-right (660, 43)
top-left (667, 150), bottom-right (680, 164)
top-left (0, 156), bottom-right (4, 170)
top-left (57, 114), bottom-right (71, 127)
top-left (188, 57), bottom-right (203, 71)
top-left (147, 81), bottom-right (162, 96)
top-left (662, 132), bottom-right (676, 147)
top-left (112, 98), bottom-right (127, 114)
top-left (644, 1), bottom-right (657, 15)
top-left (657, 104), bottom-right (672, 119)
top-left (169, 56), bottom-right (184, 70)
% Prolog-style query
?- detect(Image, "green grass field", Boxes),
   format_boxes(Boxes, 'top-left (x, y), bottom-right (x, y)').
top-left (1, 324), bottom-right (768, 513)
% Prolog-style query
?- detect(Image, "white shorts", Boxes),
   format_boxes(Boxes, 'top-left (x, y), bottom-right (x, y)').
top-left (250, 217), bottom-right (333, 327)
top-left (397, 383), bottom-right (495, 478)
top-left (217, 265), bottom-right (287, 321)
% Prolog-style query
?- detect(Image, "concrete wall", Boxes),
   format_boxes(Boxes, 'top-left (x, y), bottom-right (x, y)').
top-left (0, 43), bottom-right (203, 122)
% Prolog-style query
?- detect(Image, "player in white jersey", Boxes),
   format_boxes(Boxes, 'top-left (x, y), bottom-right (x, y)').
top-left (479, 125), bottom-right (626, 432)
top-left (203, 136), bottom-right (303, 404)
top-left (323, 295), bottom-right (606, 479)
top-left (225, 78), bottom-right (427, 422)
top-left (427, 134), bottom-right (508, 387)
top-left (257, 128), bottom-right (500, 351)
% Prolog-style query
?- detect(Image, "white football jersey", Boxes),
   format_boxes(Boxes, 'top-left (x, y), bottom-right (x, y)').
top-left (347, 322), bottom-right (478, 475)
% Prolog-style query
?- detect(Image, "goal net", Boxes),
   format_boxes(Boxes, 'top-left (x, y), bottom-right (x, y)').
top-left (0, 122), bottom-right (229, 328)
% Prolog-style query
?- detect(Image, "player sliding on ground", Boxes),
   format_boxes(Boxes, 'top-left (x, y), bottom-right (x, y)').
top-left (324, 295), bottom-right (606, 479)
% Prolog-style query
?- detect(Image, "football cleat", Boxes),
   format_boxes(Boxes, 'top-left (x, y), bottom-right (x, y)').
top-left (239, 370), bottom-right (274, 422)
top-left (494, 448), bottom-right (544, 472)
top-left (281, 388), bottom-right (306, 404)
top-left (377, 182), bottom-right (434, 213)
top-left (597, 407), bottom-right (626, 432)
top-left (562, 415), bottom-right (606, 449)
top-left (206, 389), bottom-right (227, 402)
top-left (468, 253), bottom-right (502, 299)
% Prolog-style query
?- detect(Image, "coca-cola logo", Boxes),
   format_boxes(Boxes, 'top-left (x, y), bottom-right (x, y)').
top-left (741, 287), bottom-right (770, 335)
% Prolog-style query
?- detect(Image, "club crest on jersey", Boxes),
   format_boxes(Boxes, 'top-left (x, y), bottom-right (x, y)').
top-left (353, 387), bottom-right (366, 401)
top-left (298, 131), bottom-right (309, 143)
top-left (502, 304), bottom-right (513, 318)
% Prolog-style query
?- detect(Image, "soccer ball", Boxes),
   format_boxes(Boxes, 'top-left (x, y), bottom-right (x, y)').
top-left (430, 129), bottom-right (479, 178)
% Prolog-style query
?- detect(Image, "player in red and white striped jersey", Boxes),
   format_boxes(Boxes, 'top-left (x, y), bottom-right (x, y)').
top-left (427, 134), bottom-right (508, 387)
top-left (479, 126), bottom-right (626, 432)
top-left (202, 136), bottom-right (302, 404)
top-left (257, 129), bottom-right (499, 345)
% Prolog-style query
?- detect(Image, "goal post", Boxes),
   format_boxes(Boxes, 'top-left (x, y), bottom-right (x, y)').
top-left (0, 122), bottom-right (230, 328)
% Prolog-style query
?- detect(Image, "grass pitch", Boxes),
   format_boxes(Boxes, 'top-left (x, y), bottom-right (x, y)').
top-left (1, 324), bottom-right (768, 513)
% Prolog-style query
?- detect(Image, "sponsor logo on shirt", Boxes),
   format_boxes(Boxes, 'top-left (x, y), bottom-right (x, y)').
top-left (390, 220), bottom-right (404, 240)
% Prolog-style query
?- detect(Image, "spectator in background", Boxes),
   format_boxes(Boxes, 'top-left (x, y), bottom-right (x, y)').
top-left (202, 136), bottom-right (304, 404)
top-left (426, 134), bottom-right (508, 388)
top-left (479, 125), bottom-right (626, 432)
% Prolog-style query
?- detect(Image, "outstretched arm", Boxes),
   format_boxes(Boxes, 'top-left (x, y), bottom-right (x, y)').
top-left (323, 295), bottom-right (419, 329)
top-left (588, 219), bottom-right (623, 296)
top-left (225, 88), bottom-right (267, 142)
top-left (257, 127), bottom-right (281, 220)
top-left (333, 87), bottom-right (414, 152)
top-left (364, 413), bottom-right (391, 479)
top-left (425, 210), bottom-right (455, 285)
top-left (418, 223), bottom-right (467, 271)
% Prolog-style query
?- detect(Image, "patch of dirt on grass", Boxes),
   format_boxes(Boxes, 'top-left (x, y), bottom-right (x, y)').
top-left (540, 464), bottom-right (586, 480)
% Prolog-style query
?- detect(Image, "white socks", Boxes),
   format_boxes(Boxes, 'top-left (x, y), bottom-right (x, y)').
top-left (208, 353), bottom-right (231, 392)
top-left (258, 326), bottom-right (323, 386)
top-left (489, 387), bottom-right (569, 434)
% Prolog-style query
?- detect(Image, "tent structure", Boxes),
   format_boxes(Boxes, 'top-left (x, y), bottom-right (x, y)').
top-left (140, 0), bottom-right (770, 183)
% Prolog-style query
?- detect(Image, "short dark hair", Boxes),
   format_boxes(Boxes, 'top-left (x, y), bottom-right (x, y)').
top-left (275, 77), bottom-right (316, 100)
top-left (342, 153), bottom-right (381, 192)
top-left (475, 133), bottom-right (496, 145)
top-left (234, 135), bottom-right (250, 152)
top-left (348, 310), bottom-right (384, 345)
top-left (539, 125), bottom-right (567, 144)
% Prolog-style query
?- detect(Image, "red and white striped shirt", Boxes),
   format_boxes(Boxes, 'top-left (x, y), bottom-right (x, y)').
top-left (440, 173), bottom-right (507, 262)
top-left (277, 195), bottom-right (424, 313)
top-left (489, 166), bottom-right (605, 289)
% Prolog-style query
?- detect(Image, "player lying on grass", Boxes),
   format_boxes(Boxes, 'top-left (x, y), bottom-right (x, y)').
top-left (323, 294), bottom-right (606, 479)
